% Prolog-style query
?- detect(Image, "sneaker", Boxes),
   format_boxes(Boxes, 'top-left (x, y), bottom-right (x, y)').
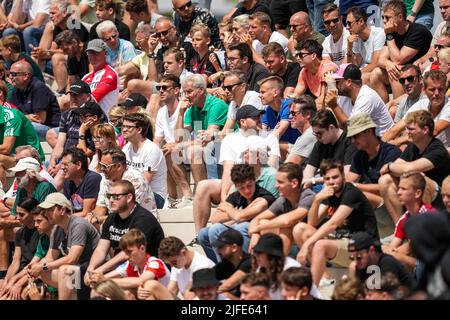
top-left (318, 277), bottom-right (336, 288)
top-left (167, 197), bottom-right (181, 209)
top-left (174, 196), bottom-right (193, 209)
top-left (187, 236), bottom-right (199, 247)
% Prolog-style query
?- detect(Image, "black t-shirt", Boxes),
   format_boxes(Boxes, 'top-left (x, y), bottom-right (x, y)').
top-left (232, 2), bottom-right (275, 31)
top-left (226, 184), bottom-right (276, 214)
top-left (308, 131), bottom-right (357, 169)
top-left (281, 62), bottom-right (301, 89)
top-left (53, 21), bottom-right (89, 44)
top-left (356, 253), bottom-right (414, 288)
top-left (214, 252), bottom-right (252, 296)
top-left (351, 140), bottom-right (401, 184)
top-left (63, 170), bottom-right (102, 213)
top-left (392, 22), bottom-right (432, 64)
top-left (89, 19), bottom-right (131, 41)
top-left (101, 204), bottom-right (164, 257)
top-left (247, 62), bottom-right (270, 92)
top-left (67, 44), bottom-right (90, 79)
top-left (15, 227), bottom-right (39, 270)
top-left (188, 50), bottom-right (220, 75)
top-left (322, 183), bottom-right (379, 238)
top-left (10, 78), bottom-right (61, 127)
top-left (400, 138), bottom-right (450, 185)
top-left (59, 109), bottom-right (94, 152)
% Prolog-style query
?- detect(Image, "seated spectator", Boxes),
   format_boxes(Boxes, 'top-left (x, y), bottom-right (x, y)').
top-left (0, 197), bottom-right (39, 300)
top-left (348, 231), bottom-right (414, 290)
top-left (28, 193), bottom-right (100, 300)
top-left (89, 0), bottom-right (130, 41)
top-left (384, 70), bottom-right (450, 149)
top-left (125, 0), bottom-right (162, 29)
top-left (369, 0), bottom-right (432, 102)
top-left (383, 172), bottom-right (435, 271)
top-left (325, 63), bottom-right (394, 136)
top-left (286, 96), bottom-right (318, 166)
top-left (227, 0), bottom-right (273, 27)
top-left (84, 180), bottom-right (164, 288)
top-left (302, 108), bottom-right (357, 188)
top-left (212, 229), bottom-right (252, 299)
top-left (96, 20), bottom-right (137, 69)
top-left (191, 268), bottom-right (228, 300)
top-left (295, 159), bottom-right (379, 286)
top-left (379, 110), bottom-right (450, 223)
top-left (9, 61), bottom-right (61, 143)
top-left (262, 42), bottom-right (300, 98)
top-left (199, 164), bottom-right (275, 262)
top-left (331, 276), bottom-right (365, 300)
top-left (88, 229), bottom-right (170, 296)
top-left (82, 39), bottom-right (120, 116)
top-left (89, 123), bottom-right (118, 172)
top-left (226, 42), bottom-right (270, 92)
top-left (239, 272), bottom-right (271, 300)
top-left (93, 149), bottom-right (157, 222)
top-left (292, 40), bottom-right (338, 107)
top-left (365, 273), bottom-right (403, 300)
top-left (287, 11), bottom-right (325, 58)
top-left (121, 93), bottom-right (149, 117)
top-left (249, 163), bottom-right (315, 256)
top-left (0, 34), bottom-right (44, 83)
top-left (90, 279), bottom-right (128, 300)
top-left (107, 106), bottom-right (126, 147)
top-left (416, 32), bottom-right (450, 73)
top-left (75, 102), bottom-right (107, 158)
top-left (153, 75), bottom-right (193, 209)
top-left (346, 113), bottom-right (401, 208)
top-left (61, 147), bottom-right (102, 218)
top-left (321, 3), bottom-right (349, 66)
top-left (0, 81), bottom-right (17, 110)
top-left (122, 113), bottom-right (167, 209)
top-left (438, 47), bottom-right (450, 86)
top-left (150, 236), bottom-right (215, 300)
top-left (252, 233), bottom-right (301, 300)
top-left (281, 267), bottom-right (319, 300)
top-left (344, 6), bottom-right (385, 83)
top-left (163, 48), bottom-right (193, 83)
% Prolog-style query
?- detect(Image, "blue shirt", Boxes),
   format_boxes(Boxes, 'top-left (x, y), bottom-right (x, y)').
top-left (106, 39), bottom-right (137, 68)
top-left (262, 98), bottom-right (300, 144)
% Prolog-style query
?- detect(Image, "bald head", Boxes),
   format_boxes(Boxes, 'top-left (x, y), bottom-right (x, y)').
top-left (12, 61), bottom-right (33, 74)
top-left (291, 12), bottom-right (311, 26)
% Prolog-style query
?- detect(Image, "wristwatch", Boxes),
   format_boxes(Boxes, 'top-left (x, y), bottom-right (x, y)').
top-left (147, 52), bottom-right (156, 59)
top-left (410, 11), bottom-right (417, 17)
top-left (386, 33), bottom-right (394, 41)
top-left (43, 262), bottom-right (48, 271)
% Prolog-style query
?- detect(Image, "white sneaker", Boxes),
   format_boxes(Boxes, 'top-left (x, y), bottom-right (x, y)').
top-left (174, 196), bottom-right (193, 209)
top-left (319, 277), bottom-right (336, 288)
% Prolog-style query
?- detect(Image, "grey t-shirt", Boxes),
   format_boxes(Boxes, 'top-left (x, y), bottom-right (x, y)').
top-left (394, 93), bottom-right (426, 123)
top-left (269, 188), bottom-right (316, 216)
top-left (50, 216), bottom-right (100, 265)
top-left (290, 127), bottom-right (317, 159)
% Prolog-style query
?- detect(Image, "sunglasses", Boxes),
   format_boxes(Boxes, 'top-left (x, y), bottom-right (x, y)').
top-left (435, 44), bottom-right (445, 50)
top-left (156, 85), bottom-right (173, 91)
top-left (222, 81), bottom-right (243, 92)
top-left (295, 51), bottom-right (312, 59)
top-left (398, 75), bottom-right (417, 84)
top-left (106, 193), bottom-right (129, 200)
top-left (324, 18), bottom-right (340, 25)
top-left (9, 71), bottom-right (28, 77)
top-left (349, 254), bottom-right (363, 261)
top-left (290, 110), bottom-right (301, 117)
top-left (121, 124), bottom-right (137, 130)
top-left (289, 24), bottom-right (307, 29)
top-left (103, 34), bottom-right (118, 42)
top-left (346, 19), bottom-right (358, 27)
top-left (99, 162), bottom-right (117, 171)
top-left (155, 28), bottom-right (172, 38)
top-left (176, 0), bottom-right (192, 11)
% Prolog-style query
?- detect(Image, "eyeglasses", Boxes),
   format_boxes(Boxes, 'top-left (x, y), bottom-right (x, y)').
top-left (109, 117), bottom-right (122, 125)
top-left (290, 110), bottom-right (301, 117)
top-left (346, 19), bottom-right (358, 27)
top-left (295, 51), bottom-right (312, 59)
top-left (60, 161), bottom-right (75, 168)
top-left (289, 24), bottom-right (307, 29)
top-left (122, 125), bottom-right (137, 131)
top-left (92, 136), bottom-right (105, 142)
top-left (155, 28), bottom-right (172, 38)
top-left (176, 0), bottom-right (192, 11)
top-left (106, 193), bottom-right (130, 200)
top-left (382, 15), bottom-right (392, 21)
top-left (103, 34), bottom-right (118, 42)
top-left (9, 71), bottom-right (28, 77)
top-left (222, 81), bottom-right (243, 92)
top-left (324, 18), bottom-right (340, 25)
top-left (99, 162), bottom-right (117, 171)
top-left (435, 44), bottom-right (445, 50)
top-left (349, 254), bottom-right (363, 261)
top-left (398, 75), bottom-right (417, 84)
top-left (156, 85), bottom-right (173, 91)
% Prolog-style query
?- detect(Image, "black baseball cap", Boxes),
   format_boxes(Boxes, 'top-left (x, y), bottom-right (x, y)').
top-left (212, 229), bottom-right (244, 247)
top-left (253, 233), bottom-right (284, 257)
top-left (191, 268), bottom-right (220, 290)
top-left (73, 101), bottom-right (103, 117)
top-left (348, 232), bottom-right (381, 251)
top-left (235, 105), bottom-right (265, 122)
top-left (68, 80), bottom-right (91, 95)
top-left (122, 93), bottom-right (148, 109)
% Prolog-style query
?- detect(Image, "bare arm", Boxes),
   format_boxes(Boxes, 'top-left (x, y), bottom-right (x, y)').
top-left (272, 120), bottom-right (291, 141)
top-left (361, 49), bottom-right (382, 73)
top-left (0, 136), bottom-right (16, 154)
top-left (220, 161), bottom-right (234, 202)
top-left (218, 270), bottom-right (247, 293)
top-left (117, 62), bottom-right (139, 77)
top-left (383, 119), bottom-right (405, 142)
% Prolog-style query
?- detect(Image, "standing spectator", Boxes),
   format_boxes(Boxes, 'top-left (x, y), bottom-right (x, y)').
top-left (321, 3), bottom-right (349, 66)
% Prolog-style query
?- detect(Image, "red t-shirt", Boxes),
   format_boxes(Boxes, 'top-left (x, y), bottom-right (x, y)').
top-left (116, 254), bottom-right (170, 286)
top-left (394, 202), bottom-right (435, 241)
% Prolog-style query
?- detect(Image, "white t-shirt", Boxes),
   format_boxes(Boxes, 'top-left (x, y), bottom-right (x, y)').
top-left (433, 21), bottom-right (450, 44)
top-left (348, 85), bottom-right (394, 135)
top-left (404, 98), bottom-right (450, 148)
top-left (227, 91), bottom-right (264, 121)
top-left (219, 130), bottom-right (280, 164)
top-left (352, 26), bottom-right (385, 68)
top-left (155, 104), bottom-right (180, 143)
top-left (122, 139), bottom-right (168, 199)
top-left (16, 0), bottom-right (50, 22)
top-left (322, 29), bottom-right (350, 66)
top-left (170, 251), bottom-right (215, 295)
top-left (253, 31), bottom-right (289, 55)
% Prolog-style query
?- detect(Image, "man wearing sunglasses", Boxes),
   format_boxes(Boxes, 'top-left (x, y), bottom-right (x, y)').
top-left (321, 3), bottom-right (349, 66)
top-left (287, 11), bottom-right (325, 58)
top-left (172, 0), bottom-right (221, 48)
top-left (348, 231), bottom-right (413, 290)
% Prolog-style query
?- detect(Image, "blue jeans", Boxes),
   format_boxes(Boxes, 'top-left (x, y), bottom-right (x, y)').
top-left (3, 26), bottom-right (44, 54)
top-left (204, 141), bottom-right (222, 180)
top-left (414, 12), bottom-right (434, 30)
top-left (306, 0), bottom-right (334, 36)
top-left (192, 0), bottom-right (211, 10)
top-left (31, 122), bottom-right (59, 141)
top-left (198, 222), bottom-right (250, 263)
top-left (153, 192), bottom-right (165, 209)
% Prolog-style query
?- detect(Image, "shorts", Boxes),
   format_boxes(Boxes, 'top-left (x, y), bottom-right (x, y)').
top-left (328, 238), bottom-right (351, 268)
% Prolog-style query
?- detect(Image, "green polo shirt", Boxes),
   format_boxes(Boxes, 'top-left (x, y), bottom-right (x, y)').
top-left (183, 94), bottom-right (228, 131)
top-left (11, 181), bottom-right (56, 216)
top-left (0, 106), bottom-right (45, 161)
